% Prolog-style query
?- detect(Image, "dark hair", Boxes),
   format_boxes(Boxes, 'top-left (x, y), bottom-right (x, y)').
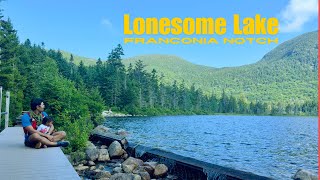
top-left (30, 98), bottom-right (44, 111)
top-left (42, 116), bottom-right (54, 125)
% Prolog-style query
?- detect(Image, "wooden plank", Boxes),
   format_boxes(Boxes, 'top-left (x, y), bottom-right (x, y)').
top-left (0, 127), bottom-right (80, 180)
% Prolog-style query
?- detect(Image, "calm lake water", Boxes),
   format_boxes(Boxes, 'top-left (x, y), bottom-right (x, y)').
top-left (104, 115), bottom-right (318, 179)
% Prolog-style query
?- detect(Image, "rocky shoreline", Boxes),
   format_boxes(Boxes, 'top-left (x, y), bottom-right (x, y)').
top-left (102, 110), bottom-right (132, 118)
top-left (69, 125), bottom-right (176, 180)
top-left (68, 125), bottom-right (318, 180)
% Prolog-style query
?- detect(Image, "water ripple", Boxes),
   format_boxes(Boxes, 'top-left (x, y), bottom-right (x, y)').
top-left (104, 115), bottom-right (318, 179)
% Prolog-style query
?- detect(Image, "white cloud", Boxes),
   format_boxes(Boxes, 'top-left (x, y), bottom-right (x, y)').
top-left (101, 18), bottom-right (113, 29)
top-left (280, 0), bottom-right (318, 32)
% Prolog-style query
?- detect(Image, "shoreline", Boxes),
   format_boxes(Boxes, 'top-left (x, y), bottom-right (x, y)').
top-left (103, 110), bottom-right (318, 118)
top-left (70, 125), bottom-right (317, 180)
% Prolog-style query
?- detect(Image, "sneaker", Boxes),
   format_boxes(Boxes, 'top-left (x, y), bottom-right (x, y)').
top-left (57, 141), bottom-right (70, 147)
top-left (35, 142), bottom-right (42, 149)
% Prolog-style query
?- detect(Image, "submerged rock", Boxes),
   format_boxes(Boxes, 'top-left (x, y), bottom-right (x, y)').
top-left (292, 169), bottom-right (318, 180)
top-left (92, 125), bottom-right (110, 134)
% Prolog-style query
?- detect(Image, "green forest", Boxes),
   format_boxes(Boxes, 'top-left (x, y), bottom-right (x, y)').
top-left (0, 13), bottom-right (317, 153)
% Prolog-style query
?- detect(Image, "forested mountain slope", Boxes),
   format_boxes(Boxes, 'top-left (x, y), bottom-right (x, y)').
top-left (63, 31), bottom-right (318, 104)
top-left (123, 31), bottom-right (318, 103)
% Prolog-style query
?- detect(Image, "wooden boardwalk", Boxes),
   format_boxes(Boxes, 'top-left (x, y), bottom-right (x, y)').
top-left (0, 127), bottom-right (80, 180)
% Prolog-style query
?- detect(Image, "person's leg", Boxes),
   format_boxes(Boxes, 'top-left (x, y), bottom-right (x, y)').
top-left (28, 133), bottom-right (57, 147)
top-left (51, 131), bottom-right (66, 142)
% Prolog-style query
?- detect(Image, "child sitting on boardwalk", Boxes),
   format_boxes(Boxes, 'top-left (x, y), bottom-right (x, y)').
top-left (37, 116), bottom-right (54, 135)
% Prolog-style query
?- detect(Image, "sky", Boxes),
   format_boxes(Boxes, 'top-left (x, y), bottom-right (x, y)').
top-left (2, 0), bottom-right (318, 68)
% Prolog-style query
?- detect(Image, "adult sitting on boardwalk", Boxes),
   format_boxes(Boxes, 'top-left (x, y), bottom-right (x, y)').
top-left (22, 98), bottom-right (69, 148)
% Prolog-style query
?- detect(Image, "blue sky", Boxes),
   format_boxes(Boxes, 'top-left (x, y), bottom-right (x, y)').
top-left (2, 0), bottom-right (318, 67)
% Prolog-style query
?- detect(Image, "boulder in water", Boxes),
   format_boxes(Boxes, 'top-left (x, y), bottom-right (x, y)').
top-left (292, 169), bottom-right (318, 180)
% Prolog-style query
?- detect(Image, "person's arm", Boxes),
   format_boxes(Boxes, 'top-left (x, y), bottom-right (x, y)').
top-left (24, 125), bottom-right (54, 141)
top-left (48, 124), bottom-right (54, 135)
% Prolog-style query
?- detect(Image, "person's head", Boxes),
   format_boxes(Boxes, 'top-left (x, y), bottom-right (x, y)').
top-left (30, 98), bottom-right (45, 112)
top-left (42, 116), bottom-right (54, 126)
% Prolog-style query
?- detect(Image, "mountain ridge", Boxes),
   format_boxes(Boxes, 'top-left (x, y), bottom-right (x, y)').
top-left (60, 31), bottom-right (318, 103)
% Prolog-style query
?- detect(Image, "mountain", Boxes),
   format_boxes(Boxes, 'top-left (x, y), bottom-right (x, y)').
top-left (122, 55), bottom-right (217, 88)
top-left (261, 31), bottom-right (318, 64)
top-left (123, 31), bottom-right (318, 103)
top-left (61, 31), bottom-right (318, 104)
top-left (60, 50), bottom-right (97, 66)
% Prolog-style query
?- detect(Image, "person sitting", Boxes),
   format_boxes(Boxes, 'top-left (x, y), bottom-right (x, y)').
top-left (37, 116), bottom-right (54, 134)
top-left (22, 98), bottom-right (69, 149)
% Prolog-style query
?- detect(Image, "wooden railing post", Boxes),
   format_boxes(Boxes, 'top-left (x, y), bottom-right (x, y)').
top-left (0, 86), bottom-right (2, 129)
top-left (5, 91), bottom-right (10, 129)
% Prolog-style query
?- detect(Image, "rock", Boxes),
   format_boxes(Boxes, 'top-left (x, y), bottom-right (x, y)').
top-left (109, 173), bottom-right (136, 180)
top-left (86, 141), bottom-right (96, 149)
top-left (140, 165), bottom-right (154, 176)
top-left (121, 138), bottom-right (128, 149)
top-left (83, 169), bottom-right (96, 179)
top-left (113, 167), bottom-right (123, 173)
top-left (121, 150), bottom-right (129, 159)
top-left (92, 125), bottom-right (110, 134)
top-left (116, 129), bottom-right (128, 136)
top-left (132, 167), bottom-right (151, 180)
top-left (293, 169), bottom-right (318, 180)
top-left (143, 162), bottom-right (158, 169)
top-left (86, 147), bottom-right (99, 161)
top-left (122, 153), bottom-right (129, 160)
top-left (88, 161), bottom-right (96, 166)
top-left (90, 166), bottom-right (96, 170)
top-left (166, 174), bottom-right (179, 179)
top-left (133, 174), bottom-right (142, 180)
top-left (80, 160), bottom-right (87, 165)
top-left (108, 141), bottom-right (124, 158)
top-left (98, 165), bottom-right (105, 170)
top-left (94, 171), bottom-right (112, 179)
top-left (74, 165), bottom-right (89, 171)
top-left (137, 172), bottom-right (150, 180)
top-left (94, 169), bottom-right (102, 173)
top-left (154, 164), bottom-right (168, 177)
top-left (132, 166), bottom-right (146, 174)
top-left (123, 157), bottom-right (144, 167)
top-left (121, 153), bottom-right (129, 160)
top-left (101, 145), bottom-right (108, 149)
top-left (98, 149), bottom-right (110, 161)
top-left (122, 164), bottom-right (138, 173)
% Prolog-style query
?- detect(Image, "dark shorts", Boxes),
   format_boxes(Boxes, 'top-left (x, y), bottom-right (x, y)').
top-left (24, 136), bottom-right (37, 148)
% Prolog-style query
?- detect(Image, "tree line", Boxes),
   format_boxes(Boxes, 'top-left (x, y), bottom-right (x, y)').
top-left (55, 44), bottom-right (317, 116)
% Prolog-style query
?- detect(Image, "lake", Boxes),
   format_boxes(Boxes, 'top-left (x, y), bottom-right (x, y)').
top-left (104, 115), bottom-right (318, 179)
